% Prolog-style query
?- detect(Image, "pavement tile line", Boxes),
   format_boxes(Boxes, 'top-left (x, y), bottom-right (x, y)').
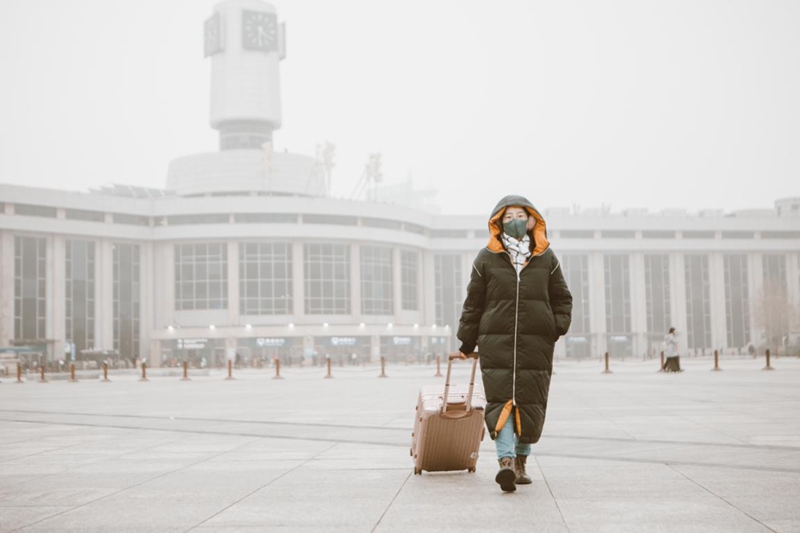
top-left (7, 434), bottom-right (265, 533)
top-left (3, 408), bottom-right (799, 452)
top-left (667, 465), bottom-right (779, 533)
top-left (534, 455), bottom-right (571, 533)
top-left (183, 441), bottom-right (340, 533)
top-left (370, 471), bottom-right (412, 533)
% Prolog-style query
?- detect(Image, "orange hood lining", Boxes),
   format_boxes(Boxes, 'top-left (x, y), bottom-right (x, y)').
top-left (487, 205), bottom-right (549, 256)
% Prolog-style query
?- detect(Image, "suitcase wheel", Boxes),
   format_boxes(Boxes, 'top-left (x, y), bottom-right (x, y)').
top-left (468, 467), bottom-right (476, 473)
top-left (414, 468), bottom-right (422, 475)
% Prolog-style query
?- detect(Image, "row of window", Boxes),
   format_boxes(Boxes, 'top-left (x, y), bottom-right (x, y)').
top-left (175, 243), bottom-right (421, 315)
top-left (560, 253), bottom-right (792, 353)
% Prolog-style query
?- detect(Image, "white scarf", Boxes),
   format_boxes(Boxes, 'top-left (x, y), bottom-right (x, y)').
top-left (501, 232), bottom-right (531, 274)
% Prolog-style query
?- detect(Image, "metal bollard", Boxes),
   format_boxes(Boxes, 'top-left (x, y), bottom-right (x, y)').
top-left (224, 359), bottom-right (235, 380)
top-left (434, 355), bottom-right (443, 378)
top-left (763, 349), bottom-right (775, 371)
top-left (659, 351), bottom-right (665, 372)
top-left (69, 363), bottom-right (78, 383)
top-left (16, 362), bottom-right (23, 384)
top-left (324, 356), bottom-right (333, 379)
top-left (101, 362), bottom-right (111, 382)
top-left (39, 364), bottom-right (47, 383)
top-left (139, 362), bottom-right (149, 382)
top-left (272, 357), bottom-right (284, 380)
top-left (180, 360), bottom-right (190, 381)
top-left (602, 352), bottom-right (612, 374)
top-left (712, 349), bottom-right (722, 371)
top-left (379, 356), bottom-right (388, 378)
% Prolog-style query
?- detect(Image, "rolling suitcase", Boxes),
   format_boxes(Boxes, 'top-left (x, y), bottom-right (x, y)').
top-left (411, 354), bottom-right (486, 475)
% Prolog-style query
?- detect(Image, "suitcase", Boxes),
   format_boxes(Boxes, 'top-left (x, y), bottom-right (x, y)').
top-left (410, 354), bottom-right (487, 475)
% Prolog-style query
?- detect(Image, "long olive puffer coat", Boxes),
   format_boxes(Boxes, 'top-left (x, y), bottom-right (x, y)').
top-left (457, 195), bottom-right (572, 445)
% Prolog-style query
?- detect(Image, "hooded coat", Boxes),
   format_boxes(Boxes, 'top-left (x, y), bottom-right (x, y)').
top-left (457, 195), bottom-right (572, 444)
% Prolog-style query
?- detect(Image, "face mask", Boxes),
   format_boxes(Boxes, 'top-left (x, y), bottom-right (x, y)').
top-left (503, 218), bottom-right (528, 240)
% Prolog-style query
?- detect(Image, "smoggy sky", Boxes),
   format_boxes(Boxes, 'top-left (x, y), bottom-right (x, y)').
top-left (0, 0), bottom-right (798, 215)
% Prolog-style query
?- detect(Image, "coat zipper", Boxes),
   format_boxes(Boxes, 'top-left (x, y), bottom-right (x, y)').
top-left (503, 250), bottom-right (527, 407)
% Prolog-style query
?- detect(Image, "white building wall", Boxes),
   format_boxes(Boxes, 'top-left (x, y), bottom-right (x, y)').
top-left (0, 230), bottom-right (13, 348)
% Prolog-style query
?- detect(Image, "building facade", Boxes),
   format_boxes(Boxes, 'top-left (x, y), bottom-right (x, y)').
top-left (1, 0), bottom-right (799, 366)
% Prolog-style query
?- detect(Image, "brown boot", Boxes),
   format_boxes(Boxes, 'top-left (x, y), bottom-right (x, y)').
top-left (495, 457), bottom-right (517, 492)
top-left (514, 455), bottom-right (532, 484)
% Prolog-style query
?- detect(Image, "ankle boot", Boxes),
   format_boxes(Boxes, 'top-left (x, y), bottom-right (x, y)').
top-left (514, 455), bottom-right (532, 484)
top-left (495, 457), bottom-right (517, 492)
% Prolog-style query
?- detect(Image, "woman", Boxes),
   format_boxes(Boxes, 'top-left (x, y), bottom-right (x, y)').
top-left (663, 327), bottom-right (681, 372)
top-left (456, 195), bottom-right (572, 492)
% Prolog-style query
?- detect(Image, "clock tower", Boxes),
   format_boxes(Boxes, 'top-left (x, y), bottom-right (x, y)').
top-left (204, 0), bottom-right (286, 150)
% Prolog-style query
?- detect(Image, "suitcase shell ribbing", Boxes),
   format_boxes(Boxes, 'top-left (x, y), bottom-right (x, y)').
top-left (410, 356), bottom-right (486, 474)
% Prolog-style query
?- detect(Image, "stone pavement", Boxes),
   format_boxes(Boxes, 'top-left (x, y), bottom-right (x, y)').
top-left (1, 356), bottom-right (799, 532)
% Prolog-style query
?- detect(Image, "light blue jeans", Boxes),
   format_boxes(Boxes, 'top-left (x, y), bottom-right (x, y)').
top-left (495, 414), bottom-right (531, 459)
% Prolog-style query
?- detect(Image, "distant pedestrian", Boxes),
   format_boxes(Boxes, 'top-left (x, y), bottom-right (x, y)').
top-left (663, 327), bottom-right (681, 372)
top-left (456, 195), bottom-right (572, 493)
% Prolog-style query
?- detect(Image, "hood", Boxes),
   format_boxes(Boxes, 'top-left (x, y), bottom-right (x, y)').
top-left (486, 194), bottom-right (549, 256)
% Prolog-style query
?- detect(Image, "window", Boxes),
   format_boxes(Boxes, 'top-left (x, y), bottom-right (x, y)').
top-left (14, 204), bottom-right (56, 218)
top-left (235, 213), bottom-right (296, 224)
top-left (361, 246), bottom-right (393, 315)
top-left (168, 214), bottom-right (229, 225)
top-left (239, 242), bottom-right (293, 315)
top-left (304, 243), bottom-right (350, 314)
top-left (362, 218), bottom-right (402, 230)
top-left (113, 213), bottom-right (150, 226)
top-left (434, 254), bottom-right (463, 344)
top-left (561, 255), bottom-right (591, 358)
top-left (604, 255), bottom-right (631, 334)
top-left (601, 230), bottom-right (636, 238)
top-left (66, 240), bottom-right (96, 353)
top-left (113, 243), bottom-right (141, 361)
top-left (66, 209), bottom-right (105, 222)
top-left (14, 236), bottom-right (47, 340)
top-left (401, 250), bottom-right (419, 311)
top-left (762, 254), bottom-right (787, 290)
top-left (302, 214), bottom-right (358, 226)
top-left (644, 255), bottom-right (671, 337)
top-left (560, 230), bottom-right (594, 239)
top-left (723, 254), bottom-right (749, 348)
top-left (685, 255), bottom-right (712, 349)
top-left (175, 243), bottom-right (228, 310)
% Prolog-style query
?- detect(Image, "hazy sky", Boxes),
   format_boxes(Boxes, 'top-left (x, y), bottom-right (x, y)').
top-left (1, 0), bottom-right (798, 215)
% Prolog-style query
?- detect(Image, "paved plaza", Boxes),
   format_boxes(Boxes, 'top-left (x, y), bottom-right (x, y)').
top-left (1, 356), bottom-right (799, 532)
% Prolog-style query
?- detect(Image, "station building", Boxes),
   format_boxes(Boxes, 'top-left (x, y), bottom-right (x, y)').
top-left (1, 0), bottom-right (799, 367)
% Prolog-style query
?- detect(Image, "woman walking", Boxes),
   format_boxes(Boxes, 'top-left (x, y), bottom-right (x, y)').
top-left (456, 195), bottom-right (572, 492)
top-left (663, 327), bottom-right (681, 372)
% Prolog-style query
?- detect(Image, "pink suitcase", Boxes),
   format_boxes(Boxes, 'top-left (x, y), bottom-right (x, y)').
top-left (411, 354), bottom-right (487, 475)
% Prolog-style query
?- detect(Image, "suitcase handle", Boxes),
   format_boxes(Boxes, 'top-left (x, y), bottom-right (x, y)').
top-left (442, 353), bottom-right (478, 414)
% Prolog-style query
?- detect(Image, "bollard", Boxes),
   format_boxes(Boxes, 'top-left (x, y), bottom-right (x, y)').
top-left (324, 356), bottom-right (333, 379)
top-left (601, 352), bottom-right (612, 374)
top-left (139, 362), bottom-right (149, 382)
top-left (224, 359), bottom-right (235, 380)
top-left (69, 363), bottom-right (78, 383)
top-left (379, 356), bottom-right (388, 378)
top-left (434, 355), bottom-right (443, 378)
top-left (39, 364), bottom-right (47, 383)
top-left (712, 349), bottom-right (722, 372)
top-left (272, 357), bottom-right (284, 380)
top-left (101, 362), bottom-right (111, 382)
top-left (763, 348), bottom-right (775, 371)
top-left (659, 351), bottom-right (665, 372)
top-left (16, 362), bottom-right (23, 384)
top-left (180, 360), bottom-right (190, 381)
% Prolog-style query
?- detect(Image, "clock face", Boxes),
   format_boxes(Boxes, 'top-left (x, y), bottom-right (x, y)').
top-left (242, 10), bottom-right (278, 53)
top-left (204, 12), bottom-right (223, 57)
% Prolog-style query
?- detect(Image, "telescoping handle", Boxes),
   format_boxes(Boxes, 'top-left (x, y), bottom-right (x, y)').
top-left (442, 353), bottom-right (478, 414)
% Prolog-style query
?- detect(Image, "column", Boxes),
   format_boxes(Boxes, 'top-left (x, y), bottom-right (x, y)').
top-left (140, 241), bottom-right (154, 364)
top-left (227, 241), bottom-right (240, 326)
top-left (95, 239), bottom-right (114, 350)
top-left (0, 230), bottom-right (13, 347)
top-left (748, 253), bottom-right (764, 345)
top-left (153, 242), bottom-right (175, 328)
top-left (350, 243), bottom-right (361, 321)
top-left (708, 252), bottom-right (728, 350)
top-left (587, 252), bottom-right (606, 357)
top-left (630, 252), bottom-right (647, 358)
top-left (669, 252), bottom-right (689, 355)
top-left (49, 235), bottom-right (65, 362)
top-left (292, 242), bottom-right (305, 320)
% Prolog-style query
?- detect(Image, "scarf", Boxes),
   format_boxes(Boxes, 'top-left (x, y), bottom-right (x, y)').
top-left (501, 232), bottom-right (531, 275)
